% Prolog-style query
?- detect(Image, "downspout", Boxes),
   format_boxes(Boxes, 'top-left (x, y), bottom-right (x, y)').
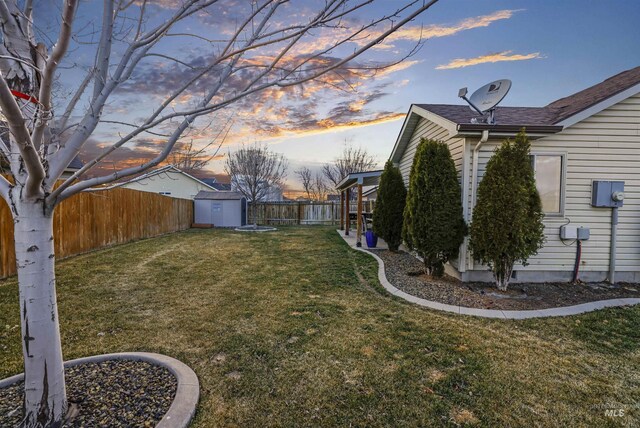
top-left (466, 129), bottom-right (489, 270)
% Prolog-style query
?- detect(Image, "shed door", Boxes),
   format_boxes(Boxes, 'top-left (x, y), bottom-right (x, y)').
top-left (211, 202), bottom-right (223, 226)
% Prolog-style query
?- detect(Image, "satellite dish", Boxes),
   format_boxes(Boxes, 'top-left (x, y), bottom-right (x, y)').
top-left (458, 79), bottom-right (512, 124)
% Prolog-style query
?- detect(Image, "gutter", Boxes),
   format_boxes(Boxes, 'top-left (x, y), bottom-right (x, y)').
top-left (457, 124), bottom-right (562, 134)
top-left (466, 129), bottom-right (489, 270)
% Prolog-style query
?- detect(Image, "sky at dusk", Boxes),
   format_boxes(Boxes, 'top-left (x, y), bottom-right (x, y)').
top-left (40, 0), bottom-right (640, 192)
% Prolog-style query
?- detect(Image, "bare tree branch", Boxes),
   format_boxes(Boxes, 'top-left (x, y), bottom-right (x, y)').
top-left (323, 143), bottom-right (378, 188)
top-left (295, 166), bottom-right (313, 199)
top-left (31, 0), bottom-right (78, 150)
top-left (0, 72), bottom-right (44, 197)
top-left (225, 143), bottom-right (288, 212)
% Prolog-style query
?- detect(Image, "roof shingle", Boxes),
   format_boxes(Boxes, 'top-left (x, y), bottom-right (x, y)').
top-left (417, 65), bottom-right (640, 127)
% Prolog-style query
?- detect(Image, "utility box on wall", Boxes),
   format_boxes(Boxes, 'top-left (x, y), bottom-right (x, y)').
top-left (591, 180), bottom-right (624, 208)
top-left (560, 225), bottom-right (590, 240)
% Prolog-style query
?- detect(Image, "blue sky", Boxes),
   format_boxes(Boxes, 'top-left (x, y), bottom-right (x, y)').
top-left (43, 0), bottom-right (640, 191)
top-left (267, 0), bottom-right (640, 189)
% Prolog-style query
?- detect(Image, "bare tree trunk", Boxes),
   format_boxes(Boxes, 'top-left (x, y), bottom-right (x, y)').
top-left (494, 260), bottom-right (512, 291)
top-left (14, 198), bottom-right (67, 427)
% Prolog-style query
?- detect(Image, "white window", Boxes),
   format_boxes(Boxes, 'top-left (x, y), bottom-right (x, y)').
top-left (531, 154), bottom-right (564, 215)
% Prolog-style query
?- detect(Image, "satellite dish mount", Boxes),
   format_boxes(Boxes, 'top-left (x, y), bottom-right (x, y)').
top-left (458, 79), bottom-right (512, 125)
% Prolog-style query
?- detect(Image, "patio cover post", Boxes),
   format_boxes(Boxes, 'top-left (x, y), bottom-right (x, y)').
top-left (345, 187), bottom-right (350, 236)
top-left (356, 183), bottom-right (363, 247)
top-left (340, 191), bottom-right (344, 230)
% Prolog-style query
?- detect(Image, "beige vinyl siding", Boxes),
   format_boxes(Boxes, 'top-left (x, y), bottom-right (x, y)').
top-left (122, 170), bottom-right (212, 200)
top-left (398, 117), bottom-right (464, 185)
top-left (397, 117), bottom-right (466, 270)
top-left (469, 93), bottom-right (640, 275)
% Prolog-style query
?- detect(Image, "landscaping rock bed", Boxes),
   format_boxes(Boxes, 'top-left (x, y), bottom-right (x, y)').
top-left (372, 249), bottom-right (640, 310)
top-left (0, 360), bottom-right (177, 427)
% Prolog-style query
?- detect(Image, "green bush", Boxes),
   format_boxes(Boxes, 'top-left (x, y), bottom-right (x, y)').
top-left (373, 161), bottom-right (406, 251)
top-left (403, 138), bottom-right (466, 276)
top-left (469, 129), bottom-right (545, 290)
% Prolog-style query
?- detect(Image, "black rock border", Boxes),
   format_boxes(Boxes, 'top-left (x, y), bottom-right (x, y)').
top-left (0, 352), bottom-right (199, 428)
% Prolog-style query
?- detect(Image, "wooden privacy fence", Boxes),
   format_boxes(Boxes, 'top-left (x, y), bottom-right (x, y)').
top-left (0, 188), bottom-right (193, 279)
top-left (248, 201), bottom-right (375, 225)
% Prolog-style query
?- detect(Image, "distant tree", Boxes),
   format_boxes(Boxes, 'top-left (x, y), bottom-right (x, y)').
top-left (225, 144), bottom-right (288, 225)
top-left (169, 140), bottom-right (220, 175)
top-left (470, 130), bottom-right (545, 290)
top-left (295, 166), bottom-right (313, 199)
top-left (322, 144), bottom-right (377, 188)
top-left (373, 161), bottom-right (406, 251)
top-left (311, 173), bottom-right (329, 201)
top-left (403, 139), bottom-right (466, 277)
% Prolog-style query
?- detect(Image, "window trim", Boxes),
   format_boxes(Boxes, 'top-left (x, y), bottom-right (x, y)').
top-left (530, 151), bottom-right (567, 218)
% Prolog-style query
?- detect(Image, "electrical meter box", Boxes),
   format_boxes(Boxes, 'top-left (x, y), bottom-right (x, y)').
top-left (591, 180), bottom-right (624, 208)
top-left (577, 227), bottom-right (590, 240)
top-left (560, 225), bottom-right (590, 240)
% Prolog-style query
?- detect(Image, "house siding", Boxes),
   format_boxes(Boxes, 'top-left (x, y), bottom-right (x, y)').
top-left (467, 93), bottom-right (640, 280)
top-left (397, 117), bottom-right (466, 271)
top-left (398, 117), bottom-right (464, 184)
top-left (123, 170), bottom-right (213, 200)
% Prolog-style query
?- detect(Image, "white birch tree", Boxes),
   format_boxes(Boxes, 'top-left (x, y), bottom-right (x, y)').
top-left (0, 0), bottom-right (438, 425)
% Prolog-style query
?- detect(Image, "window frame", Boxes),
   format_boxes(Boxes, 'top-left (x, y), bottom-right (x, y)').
top-left (530, 151), bottom-right (567, 218)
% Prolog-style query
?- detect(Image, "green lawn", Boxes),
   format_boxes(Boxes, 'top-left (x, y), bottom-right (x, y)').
top-left (1, 227), bottom-right (638, 427)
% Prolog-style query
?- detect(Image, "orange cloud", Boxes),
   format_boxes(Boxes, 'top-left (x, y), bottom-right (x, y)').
top-left (374, 9), bottom-right (522, 49)
top-left (233, 112), bottom-right (406, 143)
top-left (291, 9), bottom-right (522, 54)
top-left (436, 51), bottom-right (543, 70)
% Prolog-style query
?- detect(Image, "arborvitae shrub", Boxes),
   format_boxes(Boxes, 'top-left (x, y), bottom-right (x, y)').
top-left (373, 161), bottom-right (406, 251)
top-left (469, 129), bottom-right (545, 290)
top-left (403, 138), bottom-right (466, 276)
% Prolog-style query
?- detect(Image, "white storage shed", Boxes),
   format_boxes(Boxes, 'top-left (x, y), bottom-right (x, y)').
top-left (194, 191), bottom-right (247, 227)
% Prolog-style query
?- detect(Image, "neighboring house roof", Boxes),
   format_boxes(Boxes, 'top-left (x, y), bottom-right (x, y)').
top-left (119, 165), bottom-right (217, 190)
top-left (198, 177), bottom-right (217, 187)
top-left (0, 154), bottom-right (83, 173)
top-left (197, 177), bottom-right (232, 191)
top-left (195, 190), bottom-right (245, 200)
top-left (391, 66), bottom-right (640, 162)
top-left (210, 182), bottom-right (231, 191)
top-left (67, 156), bottom-right (84, 170)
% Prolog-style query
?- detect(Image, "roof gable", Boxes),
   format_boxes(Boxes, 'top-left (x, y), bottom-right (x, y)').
top-left (547, 66), bottom-right (640, 124)
top-left (389, 66), bottom-right (640, 165)
top-left (389, 105), bottom-right (457, 164)
top-left (121, 165), bottom-right (217, 190)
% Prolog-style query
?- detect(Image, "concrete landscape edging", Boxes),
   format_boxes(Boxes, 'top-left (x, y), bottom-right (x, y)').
top-left (339, 231), bottom-right (640, 319)
top-left (0, 352), bottom-right (199, 428)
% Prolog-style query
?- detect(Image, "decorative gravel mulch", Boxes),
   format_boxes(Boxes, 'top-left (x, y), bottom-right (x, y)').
top-left (372, 249), bottom-right (640, 310)
top-left (0, 360), bottom-right (177, 427)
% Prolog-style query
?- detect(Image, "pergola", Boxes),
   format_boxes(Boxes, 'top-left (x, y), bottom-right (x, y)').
top-left (336, 170), bottom-right (383, 247)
